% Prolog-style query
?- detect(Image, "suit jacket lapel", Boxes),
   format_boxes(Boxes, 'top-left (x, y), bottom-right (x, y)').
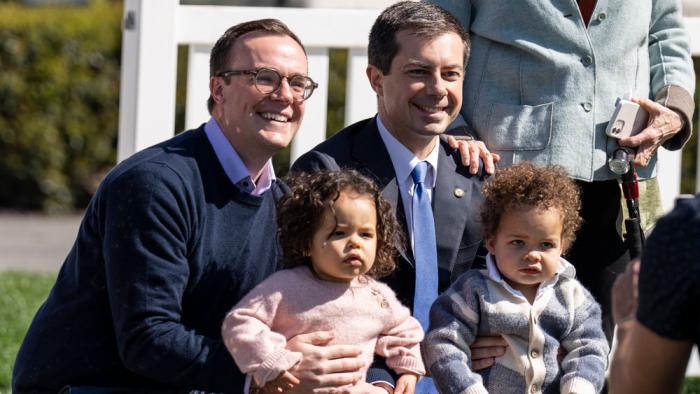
top-left (434, 139), bottom-right (474, 281)
top-left (351, 118), bottom-right (413, 265)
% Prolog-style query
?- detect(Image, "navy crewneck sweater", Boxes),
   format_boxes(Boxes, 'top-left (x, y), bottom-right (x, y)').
top-left (14, 126), bottom-right (283, 393)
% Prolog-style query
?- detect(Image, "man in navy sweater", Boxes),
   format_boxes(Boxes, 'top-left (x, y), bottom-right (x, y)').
top-left (13, 19), bottom-right (365, 394)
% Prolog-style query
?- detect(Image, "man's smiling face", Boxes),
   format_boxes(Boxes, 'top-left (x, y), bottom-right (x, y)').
top-left (212, 31), bottom-right (308, 159)
top-left (368, 29), bottom-right (465, 154)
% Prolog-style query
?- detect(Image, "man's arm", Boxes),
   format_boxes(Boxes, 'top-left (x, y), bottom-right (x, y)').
top-left (610, 261), bottom-right (693, 394)
top-left (610, 313), bottom-right (693, 394)
top-left (102, 165), bottom-right (239, 391)
top-left (610, 196), bottom-right (699, 394)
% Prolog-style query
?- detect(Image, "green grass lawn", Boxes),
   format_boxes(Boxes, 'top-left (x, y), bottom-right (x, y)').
top-left (0, 271), bottom-right (699, 393)
top-left (0, 271), bottom-right (55, 391)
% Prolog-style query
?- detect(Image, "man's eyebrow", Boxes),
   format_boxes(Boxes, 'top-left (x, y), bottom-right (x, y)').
top-left (402, 59), bottom-right (431, 68)
top-left (401, 60), bottom-right (463, 69)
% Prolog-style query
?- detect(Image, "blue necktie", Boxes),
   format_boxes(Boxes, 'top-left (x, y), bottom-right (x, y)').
top-left (411, 161), bottom-right (439, 394)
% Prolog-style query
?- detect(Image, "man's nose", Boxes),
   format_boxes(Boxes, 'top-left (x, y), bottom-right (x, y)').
top-left (425, 73), bottom-right (448, 97)
top-left (270, 77), bottom-right (295, 103)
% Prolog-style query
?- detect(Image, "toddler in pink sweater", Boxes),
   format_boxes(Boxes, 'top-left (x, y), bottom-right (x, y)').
top-left (222, 170), bottom-right (425, 393)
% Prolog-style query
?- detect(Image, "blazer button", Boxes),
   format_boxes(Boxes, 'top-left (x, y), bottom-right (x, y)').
top-left (581, 102), bottom-right (593, 112)
top-left (598, 12), bottom-right (607, 21)
top-left (581, 55), bottom-right (593, 66)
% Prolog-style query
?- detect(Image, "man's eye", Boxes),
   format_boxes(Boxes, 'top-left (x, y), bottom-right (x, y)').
top-left (443, 71), bottom-right (463, 80)
top-left (407, 69), bottom-right (427, 76)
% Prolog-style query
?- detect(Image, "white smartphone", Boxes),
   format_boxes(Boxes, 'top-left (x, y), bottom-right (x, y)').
top-left (605, 98), bottom-right (649, 139)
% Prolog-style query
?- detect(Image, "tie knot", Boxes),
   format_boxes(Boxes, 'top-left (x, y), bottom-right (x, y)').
top-left (411, 161), bottom-right (430, 184)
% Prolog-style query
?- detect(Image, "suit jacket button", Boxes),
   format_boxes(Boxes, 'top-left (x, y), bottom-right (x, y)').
top-left (454, 188), bottom-right (464, 198)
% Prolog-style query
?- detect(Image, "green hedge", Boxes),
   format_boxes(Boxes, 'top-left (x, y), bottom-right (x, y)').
top-left (0, 2), bottom-right (122, 212)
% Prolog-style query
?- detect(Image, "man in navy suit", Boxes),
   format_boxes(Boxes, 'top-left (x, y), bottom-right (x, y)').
top-left (292, 5), bottom-right (490, 389)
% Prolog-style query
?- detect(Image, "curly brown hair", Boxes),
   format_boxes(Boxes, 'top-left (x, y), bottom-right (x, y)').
top-left (278, 170), bottom-right (402, 279)
top-left (481, 163), bottom-right (582, 251)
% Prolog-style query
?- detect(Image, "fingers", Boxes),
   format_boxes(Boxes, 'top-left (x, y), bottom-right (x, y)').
top-left (475, 140), bottom-right (496, 175)
top-left (470, 334), bottom-right (507, 371)
top-left (471, 334), bottom-right (508, 348)
top-left (287, 330), bottom-right (336, 349)
top-left (323, 344), bottom-right (364, 360)
top-left (471, 357), bottom-right (496, 371)
top-left (447, 135), bottom-right (473, 171)
top-left (619, 97), bottom-right (684, 167)
top-left (447, 137), bottom-right (497, 175)
top-left (394, 374), bottom-right (417, 394)
top-left (394, 380), bottom-right (407, 394)
top-left (612, 259), bottom-right (641, 324)
top-left (282, 370), bottom-right (301, 385)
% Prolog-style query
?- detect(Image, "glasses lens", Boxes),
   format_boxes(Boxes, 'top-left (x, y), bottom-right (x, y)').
top-left (292, 76), bottom-right (317, 100)
top-left (254, 69), bottom-right (280, 94)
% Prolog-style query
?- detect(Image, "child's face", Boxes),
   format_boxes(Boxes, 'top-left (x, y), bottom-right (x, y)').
top-left (308, 190), bottom-right (378, 282)
top-left (485, 207), bottom-right (565, 294)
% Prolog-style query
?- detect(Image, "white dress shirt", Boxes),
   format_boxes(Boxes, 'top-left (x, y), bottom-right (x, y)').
top-left (376, 115), bottom-right (440, 252)
top-left (204, 117), bottom-right (275, 196)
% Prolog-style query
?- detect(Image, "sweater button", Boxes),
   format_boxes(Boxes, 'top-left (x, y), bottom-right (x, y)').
top-left (530, 384), bottom-right (538, 393)
top-left (531, 350), bottom-right (540, 358)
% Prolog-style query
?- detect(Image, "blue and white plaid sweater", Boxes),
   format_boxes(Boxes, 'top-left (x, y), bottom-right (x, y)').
top-left (423, 255), bottom-right (609, 394)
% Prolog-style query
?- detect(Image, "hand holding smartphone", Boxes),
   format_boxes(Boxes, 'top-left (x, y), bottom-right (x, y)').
top-left (605, 98), bottom-right (649, 139)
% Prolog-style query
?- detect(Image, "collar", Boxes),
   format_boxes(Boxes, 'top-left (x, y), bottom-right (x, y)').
top-left (376, 115), bottom-right (439, 189)
top-left (204, 118), bottom-right (275, 195)
top-left (485, 253), bottom-right (576, 299)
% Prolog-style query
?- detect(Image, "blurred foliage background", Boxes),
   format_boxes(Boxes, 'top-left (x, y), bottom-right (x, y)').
top-left (0, 1), bottom-right (121, 212)
top-left (0, 0), bottom-right (697, 213)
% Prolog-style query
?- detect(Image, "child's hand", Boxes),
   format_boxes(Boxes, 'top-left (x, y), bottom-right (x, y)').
top-left (259, 370), bottom-right (300, 393)
top-left (394, 373), bottom-right (419, 394)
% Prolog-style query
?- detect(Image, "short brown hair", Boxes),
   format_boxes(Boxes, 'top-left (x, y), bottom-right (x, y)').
top-left (368, 1), bottom-right (470, 74)
top-left (481, 163), bottom-right (582, 251)
top-left (207, 19), bottom-right (306, 114)
top-left (278, 170), bottom-right (402, 279)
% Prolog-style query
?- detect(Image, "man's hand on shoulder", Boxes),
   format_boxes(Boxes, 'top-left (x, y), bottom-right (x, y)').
top-left (446, 135), bottom-right (500, 175)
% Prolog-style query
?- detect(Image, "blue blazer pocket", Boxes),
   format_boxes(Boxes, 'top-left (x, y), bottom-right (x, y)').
top-left (485, 101), bottom-right (553, 151)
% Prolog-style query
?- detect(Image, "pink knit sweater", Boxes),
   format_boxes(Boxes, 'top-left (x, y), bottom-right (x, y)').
top-left (222, 266), bottom-right (425, 387)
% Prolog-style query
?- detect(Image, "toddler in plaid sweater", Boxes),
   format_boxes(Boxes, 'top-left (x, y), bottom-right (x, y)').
top-left (423, 163), bottom-right (609, 394)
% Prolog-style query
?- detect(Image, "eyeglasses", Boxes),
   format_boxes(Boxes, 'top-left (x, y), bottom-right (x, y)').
top-left (217, 67), bottom-right (318, 101)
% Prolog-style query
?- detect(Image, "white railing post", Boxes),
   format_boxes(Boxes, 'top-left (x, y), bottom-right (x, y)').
top-left (117, 0), bottom-right (178, 162)
top-left (185, 44), bottom-right (212, 131)
top-left (345, 48), bottom-right (376, 126)
top-left (290, 48), bottom-right (329, 162)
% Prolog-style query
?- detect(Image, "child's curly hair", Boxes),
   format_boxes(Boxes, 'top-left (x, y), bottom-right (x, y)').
top-left (481, 162), bottom-right (582, 251)
top-left (278, 169), bottom-right (402, 279)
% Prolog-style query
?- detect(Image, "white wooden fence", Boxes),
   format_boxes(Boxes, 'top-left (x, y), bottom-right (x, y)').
top-left (118, 0), bottom-right (700, 377)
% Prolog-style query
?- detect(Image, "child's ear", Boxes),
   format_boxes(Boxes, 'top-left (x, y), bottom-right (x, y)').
top-left (485, 236), bottom-right (496, 255)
